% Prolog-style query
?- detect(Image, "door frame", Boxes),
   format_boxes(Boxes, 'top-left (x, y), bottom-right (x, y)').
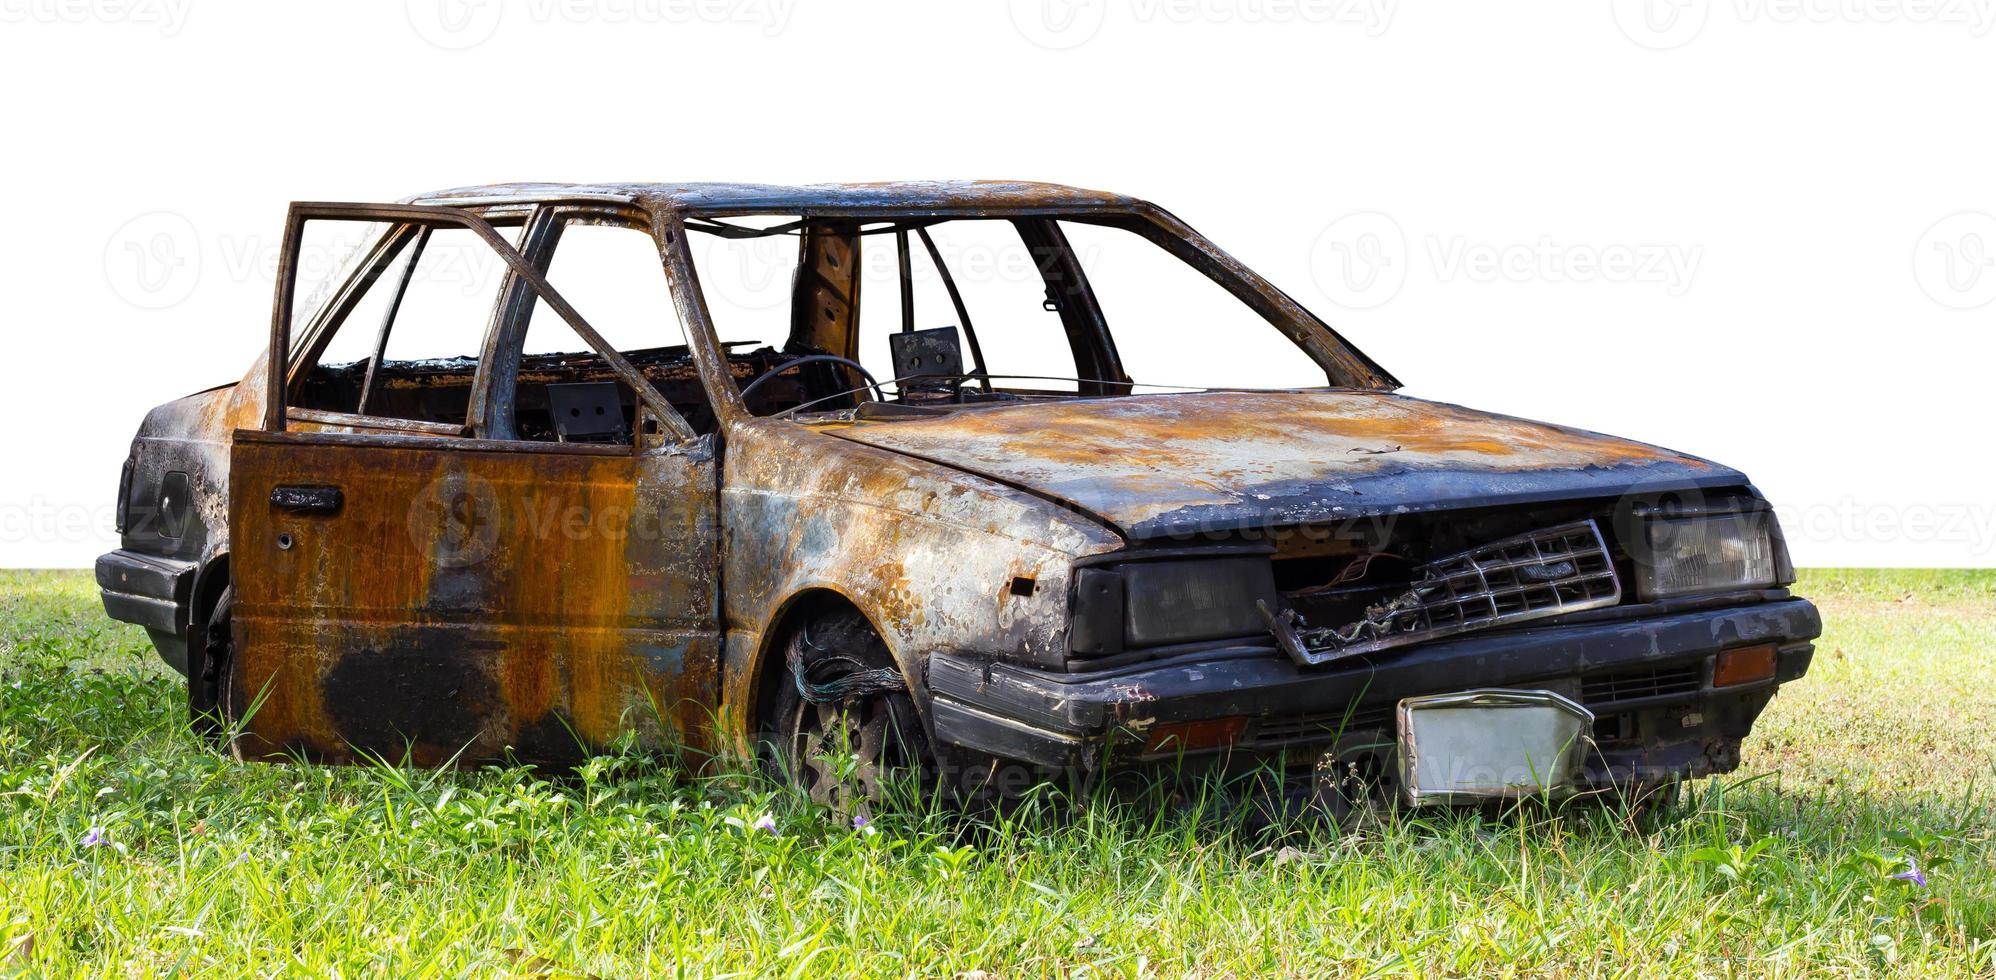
top-left (262, 201), bottom-right (698, 442)
top-left (227, 200), bottom-right (723, 763)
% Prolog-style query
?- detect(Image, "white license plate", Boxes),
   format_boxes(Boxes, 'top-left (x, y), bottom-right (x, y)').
top-left (1395, 689), bottom-right (1594, 806)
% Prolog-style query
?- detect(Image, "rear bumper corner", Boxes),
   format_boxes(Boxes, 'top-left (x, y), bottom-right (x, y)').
top-left (96, 549), bottom-right (197, 635)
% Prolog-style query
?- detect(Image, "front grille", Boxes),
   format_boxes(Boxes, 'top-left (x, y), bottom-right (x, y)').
top-left (1250, 704), bottom-right (1393, 744)
top-left (1592, 712), bottom-right (1636, 746)
top-left (1284, 520), bottom-right (1622, 665)
top-left (1582, 662), bottom-right (1703, 705)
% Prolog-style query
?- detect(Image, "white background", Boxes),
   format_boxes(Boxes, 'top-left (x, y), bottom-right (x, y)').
top-left (2, 0), bottom-right (1992, 568)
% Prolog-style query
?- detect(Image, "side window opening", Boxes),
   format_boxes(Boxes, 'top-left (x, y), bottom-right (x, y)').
top-left (512, 219), bottom-right (717, 440)
top-left (680, 214), bottom-right (813, 413)
top-left (855, 220), bottom-right (1082, 395)
top-left (679, 210), bottom-right (1333, 418)
top-left (686, 215), bottom-right (1104, 416)
top-left (290, 220), bottom-right (525, 428)
top-left (289, 220), bottom-right (397, 338)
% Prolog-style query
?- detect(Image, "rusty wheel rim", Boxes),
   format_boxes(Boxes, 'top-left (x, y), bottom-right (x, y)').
top-left (785, 693), bottom-right (917, 816)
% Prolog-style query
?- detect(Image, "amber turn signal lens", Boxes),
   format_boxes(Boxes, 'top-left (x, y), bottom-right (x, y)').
top-left (1143, 716), bottom-right (1248, 754)
top-left (1713, 644), bottom-right (1778, 688)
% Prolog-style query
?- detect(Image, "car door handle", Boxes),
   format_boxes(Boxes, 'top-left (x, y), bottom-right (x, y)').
top-left (270, 485), bottom-right (344, 515)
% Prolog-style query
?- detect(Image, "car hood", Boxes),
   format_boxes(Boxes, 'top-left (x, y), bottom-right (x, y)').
top-left (817, 390), bottom-right (1743, 539)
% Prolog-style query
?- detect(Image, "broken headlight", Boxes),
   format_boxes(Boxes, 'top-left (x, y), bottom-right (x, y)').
top-left (1070, 556), bottom-right (1278, 657)
top-left (1635, 512), bottom-right (1778, 600)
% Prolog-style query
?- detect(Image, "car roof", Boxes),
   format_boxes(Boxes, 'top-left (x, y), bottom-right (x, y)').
top-left (402, 180), bottom-right (1141, 214)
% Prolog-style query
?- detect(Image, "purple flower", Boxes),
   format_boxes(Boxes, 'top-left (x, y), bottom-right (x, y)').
top-left (750, 813), bottom-right (778, 834)
top-left (851, 814), bottom-right (869, 830)
top-left (80, 827), bottom-right (106, 848)
top-left (1891, 859), bottom-right (1928, 888)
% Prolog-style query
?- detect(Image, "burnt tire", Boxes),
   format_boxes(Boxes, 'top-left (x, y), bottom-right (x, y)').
top-left (758, 609), bottom-right (932, 817)
top-left (189, 585), bottom-right (234, 747)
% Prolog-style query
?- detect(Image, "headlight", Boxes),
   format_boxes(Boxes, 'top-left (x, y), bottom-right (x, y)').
top-left (1070, 555), bottom-right (1278, 656)
top-left (1635, 512), bottom-right (1778, 599)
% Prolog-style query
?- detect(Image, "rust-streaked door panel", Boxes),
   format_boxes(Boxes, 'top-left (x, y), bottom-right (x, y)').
top-left (227, 429), bottom-right (719, 766)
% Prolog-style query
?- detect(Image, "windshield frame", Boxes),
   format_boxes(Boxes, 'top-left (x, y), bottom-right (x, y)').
top-left (651, 201), bottom-right (1399, 428)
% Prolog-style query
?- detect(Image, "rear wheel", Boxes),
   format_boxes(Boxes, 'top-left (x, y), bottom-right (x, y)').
top-left (189, 586), bottom-right (234, 746)
top-left (759, 609), bottom-right (931, 817)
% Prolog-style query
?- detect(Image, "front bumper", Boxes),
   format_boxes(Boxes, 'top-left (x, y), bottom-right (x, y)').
top-left (928, 597), bottom-right (1820, 784)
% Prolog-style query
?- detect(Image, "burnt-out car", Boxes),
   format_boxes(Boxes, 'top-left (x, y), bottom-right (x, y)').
top-left (97, 181), bottom-right (1818, 809)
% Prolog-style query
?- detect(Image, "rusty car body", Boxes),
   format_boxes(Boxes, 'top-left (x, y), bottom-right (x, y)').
top-left (96, 181), bottom-right (1820, 807)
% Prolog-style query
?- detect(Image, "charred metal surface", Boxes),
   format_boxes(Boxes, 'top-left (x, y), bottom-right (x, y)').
top-left (789, 222), bottom-right (864, 361)
top-left (928, 599), bottom-right (1822, 776)
top-left (97, 362), bottom-right (268, 674)
top-left (817, 389), bottom-right (1737, 539)
top-left (715, 417), bottom-right (1120, 753)
top-left (409, 180), bottom-right (1140, 216)
top-left (227, 430), bottom-right (719, 765)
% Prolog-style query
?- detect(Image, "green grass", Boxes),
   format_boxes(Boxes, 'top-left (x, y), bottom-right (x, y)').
top-left (1, 570), bottom-right (1991, 977)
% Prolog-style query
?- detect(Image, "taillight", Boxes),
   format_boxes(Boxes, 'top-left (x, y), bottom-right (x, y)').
top-left (115, 455), bottom-right (136, 535)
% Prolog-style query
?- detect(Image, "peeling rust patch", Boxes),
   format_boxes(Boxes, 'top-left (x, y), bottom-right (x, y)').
top-left (227, 430), bottom-right (720, 766)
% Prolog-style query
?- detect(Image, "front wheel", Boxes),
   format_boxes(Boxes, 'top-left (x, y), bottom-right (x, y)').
top-left (759, 610), bottom-right (932, 817)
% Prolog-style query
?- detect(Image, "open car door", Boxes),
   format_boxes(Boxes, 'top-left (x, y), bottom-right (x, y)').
top-left (224, 202), bottom-right (719, 767)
